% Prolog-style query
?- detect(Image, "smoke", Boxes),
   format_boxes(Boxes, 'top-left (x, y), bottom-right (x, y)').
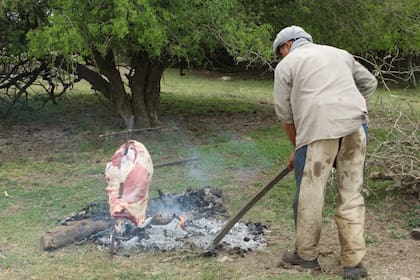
top-left (148, 117), bottom-right (273, 190)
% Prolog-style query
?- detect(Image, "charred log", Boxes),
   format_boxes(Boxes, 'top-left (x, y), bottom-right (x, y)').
top-left (40, 219), bottom-right (112, 251)
top-left (411, 228), bottom-right (420, 240)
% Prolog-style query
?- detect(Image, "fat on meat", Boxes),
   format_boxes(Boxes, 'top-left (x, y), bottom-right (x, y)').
top-left (105, 140), bottom-right (153, 226)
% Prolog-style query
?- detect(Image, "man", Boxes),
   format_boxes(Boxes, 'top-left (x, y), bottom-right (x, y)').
top-left (272, 25), bottom-right (377, 279)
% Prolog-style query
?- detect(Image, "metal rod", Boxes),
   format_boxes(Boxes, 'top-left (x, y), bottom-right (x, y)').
top-left (205, 166), bottom-right (290, 252)
top-left (109, 221), bottom-right (117, 258)
top-left (118, 182), bottom-right (124, 198)
top-left (154, 157), bottom-right (201, 168)
top-left (99, 127), bottom-right (178, 138)
top-left (123, 115), bottom-right (135, 155)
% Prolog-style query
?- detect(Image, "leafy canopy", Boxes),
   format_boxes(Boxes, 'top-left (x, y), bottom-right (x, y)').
top-left (27, 0), bottom-right (273, 65)
top-left (0, 0), bottom-right (50, 55)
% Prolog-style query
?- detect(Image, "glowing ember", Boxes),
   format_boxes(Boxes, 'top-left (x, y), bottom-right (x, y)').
top-left (178, 215), bottom-right (185, 229)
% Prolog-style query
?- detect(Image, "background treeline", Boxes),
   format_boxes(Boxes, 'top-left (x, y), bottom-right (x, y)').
top-left (0, 0), bottom-right (418, 124)
top-left (241, 0), bottom-right (419, 88)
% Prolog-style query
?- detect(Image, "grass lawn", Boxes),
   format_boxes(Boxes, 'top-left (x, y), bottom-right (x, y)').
top-left (0, 68), bottom-right (418, 279)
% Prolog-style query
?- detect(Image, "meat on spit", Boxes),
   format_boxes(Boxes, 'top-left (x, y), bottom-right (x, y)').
top-left (105, 140), bottom-right (153, 226)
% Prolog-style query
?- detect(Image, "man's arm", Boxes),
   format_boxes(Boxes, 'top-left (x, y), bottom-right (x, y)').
top-left (281, 121), bottom-right (296, 170)
top-left (274, 64), bottom-right (296, 170)
top-left (281, 121), bottom-right (296, 147)
top-left (353, 60), bottom-right (378, 99)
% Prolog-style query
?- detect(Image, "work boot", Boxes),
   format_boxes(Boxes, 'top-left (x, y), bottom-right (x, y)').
top-left (282, 251), bottom-right (320, 269)
top-left (342, 263), bottom-right (368, 279)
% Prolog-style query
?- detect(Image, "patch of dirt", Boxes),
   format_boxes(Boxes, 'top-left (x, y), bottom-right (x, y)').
top-left (0, 121), bottom-right (81, 162)
top-left (162, 109), bottom-right (278, 145)
top-left (209, 206), bottom-right (420, 280)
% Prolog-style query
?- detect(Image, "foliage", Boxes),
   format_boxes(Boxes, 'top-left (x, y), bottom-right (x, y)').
top-left (21, 0), bottom-right (274, 126)
top-left (251, 0), bottom-right (419, 86)
top-left (2, 0), bottom-right (419, 69)
top-left (254, 0), bottom-right (419, 57)
top-left (26, 0), bottom-right (272, 65)
top-left (0, 0), bottom-right (49, 54)
top-left (0, 1), bottom-right (76, 116)
top-left (1, 0), bottom-right (419, 121)
top-left (363, 0), bottom-right (420, 56)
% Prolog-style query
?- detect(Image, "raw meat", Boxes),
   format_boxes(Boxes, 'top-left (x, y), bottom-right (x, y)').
top-left (105, 140), bottom-right (153, 226)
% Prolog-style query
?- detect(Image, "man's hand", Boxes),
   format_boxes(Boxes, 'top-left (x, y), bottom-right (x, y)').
top-left (287, 150), bottom-right (295, 171)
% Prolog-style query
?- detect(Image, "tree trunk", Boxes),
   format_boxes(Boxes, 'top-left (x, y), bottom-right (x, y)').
top-left (145, 59), bottom-right (164, 126)
top-left (76, 50), bottom-right (165, 128)
top-left (93, 50), bottom-right (133, 125)
top-left (130, 52), bottom-right (164, 127)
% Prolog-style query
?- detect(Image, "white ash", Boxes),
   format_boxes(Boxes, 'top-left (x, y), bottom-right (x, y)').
top-left (95, 217), bottom-right (266, 252)
top-left (71, 187), bottom-right (267, 253)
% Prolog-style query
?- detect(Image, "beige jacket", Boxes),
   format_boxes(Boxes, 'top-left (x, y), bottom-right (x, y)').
top-left (274, 43), bottom-right (377, 149)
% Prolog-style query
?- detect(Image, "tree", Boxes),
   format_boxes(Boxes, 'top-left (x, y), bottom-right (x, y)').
top-left (0, 0), bottom-right (65, 115)
top-left (26, 0), bottom-right (272, 127)
top-left (362, 0), bottom-right (419, 87)
top-left (265, 0), bottom-right (419, 87)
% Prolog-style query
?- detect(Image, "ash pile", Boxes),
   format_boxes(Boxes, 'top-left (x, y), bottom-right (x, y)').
top-left (64, 187), bottom-right (267, 253)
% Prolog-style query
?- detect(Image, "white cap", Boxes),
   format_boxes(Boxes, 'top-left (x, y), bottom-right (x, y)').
top-left (273, 25), bottom-right (313, 55)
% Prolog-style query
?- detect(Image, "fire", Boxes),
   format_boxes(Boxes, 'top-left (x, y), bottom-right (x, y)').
top-left (178, 215), bottom-right (185, 229)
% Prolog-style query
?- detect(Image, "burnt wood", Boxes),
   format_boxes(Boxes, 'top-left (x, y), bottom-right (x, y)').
top-left (40, 219), bottom-right (112, 251)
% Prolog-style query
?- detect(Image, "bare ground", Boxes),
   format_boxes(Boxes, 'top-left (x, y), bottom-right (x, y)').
top-left (1, 101), bottom-right (419, 280)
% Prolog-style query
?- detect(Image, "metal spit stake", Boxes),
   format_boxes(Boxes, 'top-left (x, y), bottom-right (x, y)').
top-left (110, 115), bottom-right (135, 258)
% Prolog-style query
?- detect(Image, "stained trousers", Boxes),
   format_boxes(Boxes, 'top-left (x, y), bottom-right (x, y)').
top-left (293, 125), bottom-right (367, 267)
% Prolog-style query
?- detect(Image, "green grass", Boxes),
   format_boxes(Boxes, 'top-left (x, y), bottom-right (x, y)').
top-left (0, 68), bottom-right (418, 279)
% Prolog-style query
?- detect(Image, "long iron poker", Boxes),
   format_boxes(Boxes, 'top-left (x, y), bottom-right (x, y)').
top-left (205, 166), bottom-right (290, 253)
top-left (110, 115), bottom-right (135, 258)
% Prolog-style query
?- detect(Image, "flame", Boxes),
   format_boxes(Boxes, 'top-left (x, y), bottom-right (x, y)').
top-left (179, 215), bottom-right (185, 229)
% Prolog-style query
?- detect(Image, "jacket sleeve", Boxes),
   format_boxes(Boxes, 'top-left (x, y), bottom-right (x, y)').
top-left (353, 60), bottom-right (378, 99)
top-left (273, 64), bottom-right (294, 123)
